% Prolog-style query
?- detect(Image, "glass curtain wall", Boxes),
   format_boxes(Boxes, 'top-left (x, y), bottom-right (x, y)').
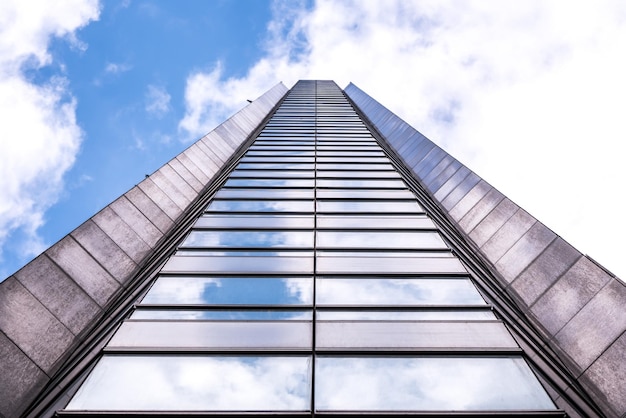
top-left (64, 81), bottom-right (557, 414)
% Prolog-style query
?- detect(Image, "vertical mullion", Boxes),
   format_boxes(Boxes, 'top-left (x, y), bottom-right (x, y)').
top-left (311, 80), bottom-right (318, 416)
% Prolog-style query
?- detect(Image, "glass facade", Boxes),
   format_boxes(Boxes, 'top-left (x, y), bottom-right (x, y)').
top-left (64, 81), bottom-right (556, 414)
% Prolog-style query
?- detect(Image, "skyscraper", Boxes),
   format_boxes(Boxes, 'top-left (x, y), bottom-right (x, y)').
top-left (1, 80), bottom-right (623, 417)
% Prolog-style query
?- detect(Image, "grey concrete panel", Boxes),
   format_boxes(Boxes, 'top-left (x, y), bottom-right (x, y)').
top-left (184, 146), bottom-right (218, 179)
top-left (386, 127), bottom-right (417, 151)
top-left (449, 180), bottom-right (493, 222)
top-left (47, 236), bottom-right (121, 307)
top-left (480, 208), bottom-right (535, 262)
top-left (385, 125), bottom-right (418, 151)
top-left (72, 219), bottom-right (138, 281)
top-left (0, 277), bottom-right (75, 372)
top-left (206, 128), bottom-right (238, 152)
top-left (137, 177), bottom-right (183, 221)
top-left (581, 331), bottom-right (626, 416)
top-left (201, 132), bottom-right (231, 162)
top-left (393, 134), bottom-right (421, 162)
top-left (424, 158), bottom-right (460, 194)
top-left (433, 165), bottom-right (471, 202)
top-left (14, 254), bottom-right (102, 336)
top-left (458, 187), bottom-right (504, 233)
top-left (415, 147), bottom-right (446, 180)
top-left (396, 137), bottom-right (426, 168)
top-left (191, 141), bottom-right (223, 172)
top-left (93, 206), bottom-right (151, 263)
top-left (421, 153), bottom-right (454, 185)
top-left (200, 137), bottom-right (236, 168)
top-left (407, 141), bottom-right (436, 169)
top-left (495, 222), bottom-right (557, 283)
top-left (169, 157), bottom-right (203, 192)
top-left (149, 169), bottom-right (192, 210)
top-left (0, 331), bottom-right (48, 418)
top-left (531, 257), bottom-right (612, 336)
top-left (395, 131), bottom-right (425, 155)
top-left (555, 279), bottom-right (626, 370)
top-left (441, 172), bottom-right (481, 210)
top-left (178, 151), bottom-right (210, 184)
top-left (217, 122), bottom-right (249, 148)
top-left (469, 198), bottom-right (519, 247)
top-left (511, 238), bottom-right (581, 306)
top-left (196, 139), bottom-right (226, 166)
top-left (217, 117), bottom-right (249, 142)
top-left (158, 164), bottom-right (197, 203)
top-left (110, 196), bottom-right (163, 249)
top-left (125, 186), bottom-right (174, 233)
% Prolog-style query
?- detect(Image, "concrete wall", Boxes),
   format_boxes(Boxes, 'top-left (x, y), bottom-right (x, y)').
top-left (0, 83), bottom-right (288, 417)
top-left (345, 82), bottom-right (626, 417)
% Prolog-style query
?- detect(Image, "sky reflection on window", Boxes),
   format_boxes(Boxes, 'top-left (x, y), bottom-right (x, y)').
top-left (67, 355), bottom-right (311, 411)
top-left (141, 276), bottom-right (313, 305)
top-left (315, 357), bottom-right (555, 411)
top-left (182, 230), bottom-right (313, 248)
top-left (316, 278), bottom-right (485, 305)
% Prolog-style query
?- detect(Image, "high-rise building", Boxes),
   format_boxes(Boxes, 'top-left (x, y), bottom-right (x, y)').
top-left (1, 80), bottom-right (624, 417)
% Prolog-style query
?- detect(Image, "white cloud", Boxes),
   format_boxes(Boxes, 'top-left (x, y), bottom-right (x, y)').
top-left (179, 0), bottom-right (626, 279)
top-left (105, 61), bottom-right (131, 74)
top-left (0, 0), bottom-right (100, 265)
top-left (145, 84), bottom-right (171, 117)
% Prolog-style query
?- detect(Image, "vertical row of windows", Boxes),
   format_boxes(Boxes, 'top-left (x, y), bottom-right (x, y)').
top-left (65, 81), bottom-right (556, 413)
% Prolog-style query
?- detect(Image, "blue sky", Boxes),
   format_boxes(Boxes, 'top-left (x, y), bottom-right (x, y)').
top-left (1, 0), bottom-right (626, 281)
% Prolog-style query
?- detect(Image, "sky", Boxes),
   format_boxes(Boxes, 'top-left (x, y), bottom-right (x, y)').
top-left (1, 0), bottom-right (625, 281)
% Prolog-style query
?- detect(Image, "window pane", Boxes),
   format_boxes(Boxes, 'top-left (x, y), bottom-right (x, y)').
top-left (317, 170), bottom-right (400, 178)
top-left (234, 163), bottom-right (314, 170)
top-left (240, 156), bottom-right (314, 163)
top-left (316, 310), bottom-right (495, 321)
top-left (315, 357), bottom-right (555, 411)
top-left (207, 200), bottom-right (314, 212)
top-left (109, 321), bottom-right (312, 349)
top-left (317, 201), bottom-right (423, 213)
top-left (230, 170), bottom-right (314, 178)
top-left (316, 164), bottom-right (395, 171)
top-left (67, 355), bottom-right (312, 411)
top-left (132, 309), bottom-right (312, 320)
top-left (182, 231), bottom-right (313, 248)
top-left (316, 255), bottom-right (465, 274)
top-left (142, 277), bottom-right (313, 305)
top-left (162, 255), bottom-right (314, 274)
top-left (316, 321), bottom-right (516, 349)
top-left (317, 157), bottom-right (389, 163)
top-left (195, 215), bottom-right (314, 229)
top-left (316, 278), bottom-right (485, 305)
top-left (224, 179), bottom-right (314, 188)
top-left (317, 190), bottom-right (416, 199)
top-left (317, 231), bottom-right (447, 249)
top-left (216, 189), bottom-right (313, 199)
top-left (316, 179), bottom-right (406, 188)
top-left (246, 150), bottom-right (315, 156)
top-left (317, 215), bottom-right (436, 229)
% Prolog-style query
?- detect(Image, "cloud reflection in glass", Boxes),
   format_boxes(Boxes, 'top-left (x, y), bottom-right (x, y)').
top-left (67, 355), bottom-right (311, 411)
